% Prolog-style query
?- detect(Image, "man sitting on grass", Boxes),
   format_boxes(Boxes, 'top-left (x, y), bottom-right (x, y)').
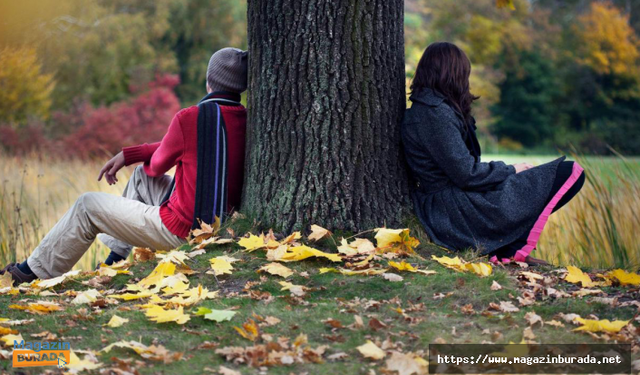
top-left (1, 47), bottom-right (248, 282)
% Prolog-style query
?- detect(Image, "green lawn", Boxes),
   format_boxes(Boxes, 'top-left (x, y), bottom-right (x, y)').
top-left (1, 219), bottom-right (638, 374)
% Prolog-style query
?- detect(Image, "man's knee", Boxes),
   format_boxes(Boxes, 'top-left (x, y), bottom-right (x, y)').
top-left (76, 192), bottom-right (102, 213)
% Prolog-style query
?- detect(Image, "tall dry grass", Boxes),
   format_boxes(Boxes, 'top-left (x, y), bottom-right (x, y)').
top-left (0, 154), bottom-right (127, 270)
top-left (0, 154), bottom-right (638, 271)
top-left (537, 155), bottom-right (640, 269)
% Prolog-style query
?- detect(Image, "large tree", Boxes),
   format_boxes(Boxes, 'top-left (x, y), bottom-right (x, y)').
top-left (243, 0), bottom-right (409, 232)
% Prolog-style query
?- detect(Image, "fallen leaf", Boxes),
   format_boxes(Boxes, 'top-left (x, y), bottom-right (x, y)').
top-left (524, 312), bottom-right (543, 327)
top-left (338, 238), bottom-right (376, 256)
top-left (71, 289), bottom-right (102, 305)
top-left (102, 340), bottom-right (182, 362)
top-left (606, 269), bottom-right (640, 286)
top-left (279, 281), bottom-right (307, 296)
top-left (281, 245), bottom-right (341, 262)
top-left (9, 301), bottom-right (62, 315)
top-left (66, 350), bottom-right (102, 373)
top-left (382, 273), bottom-right (404, 282)
top-left (491, 281), bottom-right (503, 290)
top-left (574, 318), bottom-right (630, 333)
top-left (374, 228), bottom-right (419, 254)
top-left (133, 247), bottom-right (155, 262)
top-left (195, 307), bottom-right (236, 322)
top-left (388, 260), bottom-right (418, 272)
top-left (138, 262), bottom-right (176, 290)
top-left (145, 305), bottom-right (190, 324)
top-left (33, 270), bottom-right (82, 289)
top-left (104, 315), bottom-right (129, 328)
top-left (210, 257), bottom-right (234, 276)
top-left (385, 351), bottom-right (428, 375)
top-left (234, 319), bottom-right (259, 341)
top-left (259, 262), bottom-right (294, 278)
top-left (357, 340), bottom-right (385, 360)
top-left (237, 234), bottom-right (266, 252)
top-left (308, 224), bottom-right (331, 241)
top-left (564, 266), bottom-right (597, 287)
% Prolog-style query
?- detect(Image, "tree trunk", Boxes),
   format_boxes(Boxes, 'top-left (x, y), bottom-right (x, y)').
top-left (243, 0), bottom-right (408, 232)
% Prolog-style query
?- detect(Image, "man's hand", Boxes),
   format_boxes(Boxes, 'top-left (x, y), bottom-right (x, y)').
top-left (512, 162), bottom-right (535, 174)
top-left (98, 151), bottom-right (126, 185)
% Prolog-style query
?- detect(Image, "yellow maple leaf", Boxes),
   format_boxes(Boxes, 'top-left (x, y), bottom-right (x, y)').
top-left (574, 318), bottom-right (630, 333)
top-left (432, 255), bottom-right (492, 276)
top-left (101, 340), bottom-right (182, 362)
top-left (234, 319), bottom-right (259, 341)
top-left (357, 340), bottom-right (386, 360)
top-left (111, 291), bottom-right (153, 300)
top-left (320, 267), bottom-right (388, 276)
top-left (138, 262), bottom-right (176, 289)
top-left (33, 270), bottom-right (82, 289)
top-left (238, 233), bottom-right (266, 252)
top-left (210, 257), bottom-right (234, 276)
top-left (161, 280), bottom-right (190, 295)
top-left (156, 250), bottom-right (190, 266)
top-left (259, 262), bottom-right (294, 278)
top-left (464, 262), bottom-right (493, 277)
top-left (104, 315), bottom-right (129, 328)
top-left (280, 245), bottom-right (341, 262)
top-left (9, 301), bottom-right (62, 315)
top-left (66, 350), bottom-right (102, 372)
top-left (71, 289), bottom-right (102, 305)
top-left (374, 228), bottom-right (419, 254)
top-left (281, 231), bottom-right (302, 244)
top-left (279, 281), bottom-right (307, 296)
top-left (145, 305), bottom-right (190, 324)
top-left (565, 266), bottom-right (597, 287)
top-left (266, 244), bottom-right (288, 261)
top-left (605, 269), bottom-right (640, 286)
top-left (1, 333), bottom-right (23, 347)
top-left (389, 260), bottom-right (418, 272)
top-left (308, 224), bottom-right (331, 241)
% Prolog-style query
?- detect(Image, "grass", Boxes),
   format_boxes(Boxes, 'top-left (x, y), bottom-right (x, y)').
top-left (2, 153), bottom-right (639, 270)
top-left (1, 231), bottom-right (637, 374)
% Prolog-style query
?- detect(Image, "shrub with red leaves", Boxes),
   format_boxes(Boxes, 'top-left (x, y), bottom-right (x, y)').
top-left (0, 74), bottom-right (181, 159)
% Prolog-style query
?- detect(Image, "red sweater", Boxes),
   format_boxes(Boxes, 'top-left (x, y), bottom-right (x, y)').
top-left (122, 104), bottom-right (247, 238)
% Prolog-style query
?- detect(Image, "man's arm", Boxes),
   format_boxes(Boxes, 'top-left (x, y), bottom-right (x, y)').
top-left (98, 112), bottom-right (184, 184)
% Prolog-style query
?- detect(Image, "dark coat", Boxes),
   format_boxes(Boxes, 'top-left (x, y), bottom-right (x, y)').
top-left (401, 88), bottom-right (564, 253)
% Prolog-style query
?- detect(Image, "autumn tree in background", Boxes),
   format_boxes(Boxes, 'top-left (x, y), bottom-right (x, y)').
top-left (243, 0), bottom-right (409, 232)
top-left (0, 47), bottom-right (54, 126)
top-left (563, 2), bottom-right (640, 153)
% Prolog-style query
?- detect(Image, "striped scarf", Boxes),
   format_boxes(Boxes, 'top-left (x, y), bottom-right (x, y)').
top-left (162, 91), bottom-right (242, 231)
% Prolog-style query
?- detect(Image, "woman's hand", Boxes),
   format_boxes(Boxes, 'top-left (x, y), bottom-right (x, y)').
top-left (512, 163), bottom-right (535, 174)
top-left (98, 151), bottom-right (126, 185)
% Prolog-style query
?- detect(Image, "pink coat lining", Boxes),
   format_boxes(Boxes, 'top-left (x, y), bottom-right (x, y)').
top-left (490, 162), bottom-right (585, 264)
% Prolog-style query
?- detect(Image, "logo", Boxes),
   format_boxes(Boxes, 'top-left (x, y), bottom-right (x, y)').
top-left (12, 340), bottom-right (71, 368)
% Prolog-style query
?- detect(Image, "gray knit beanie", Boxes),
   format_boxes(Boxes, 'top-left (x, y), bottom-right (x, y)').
top-left (206, 47), bottom-right (248, 94)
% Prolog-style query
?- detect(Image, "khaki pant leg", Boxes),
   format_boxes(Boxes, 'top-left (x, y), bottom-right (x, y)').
top-left (97, 166), bottom-right (174, 257)
top-left (28, 192), bottom-right (184, 279)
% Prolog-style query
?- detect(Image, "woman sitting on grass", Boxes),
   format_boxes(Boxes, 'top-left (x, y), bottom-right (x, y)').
top-left (401, 42), bottom-right (586, 265)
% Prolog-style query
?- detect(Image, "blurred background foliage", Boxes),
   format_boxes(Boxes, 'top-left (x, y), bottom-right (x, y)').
top-left (0, 0), bottom-right (639, 156)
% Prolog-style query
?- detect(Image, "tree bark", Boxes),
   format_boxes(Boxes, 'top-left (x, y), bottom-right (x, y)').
top-left (244, 0), bottom-right (409, 232)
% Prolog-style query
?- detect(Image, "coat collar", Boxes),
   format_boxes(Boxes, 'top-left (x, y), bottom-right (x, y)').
top-left (409, 87), bottom-right (446, 107)
top-left (410, 88), bottom-right (477, 130)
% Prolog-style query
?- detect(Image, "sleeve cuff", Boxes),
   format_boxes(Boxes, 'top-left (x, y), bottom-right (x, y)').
top-left (122, 145), bottom-right (149, 166)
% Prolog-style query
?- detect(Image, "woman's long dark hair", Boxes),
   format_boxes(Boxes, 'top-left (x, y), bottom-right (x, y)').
top-left (410, 42), bottom-right (479, 128)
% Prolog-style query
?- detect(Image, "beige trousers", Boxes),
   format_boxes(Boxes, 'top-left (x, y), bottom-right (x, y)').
top-left (28, 166), bottom-right (186, 279)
